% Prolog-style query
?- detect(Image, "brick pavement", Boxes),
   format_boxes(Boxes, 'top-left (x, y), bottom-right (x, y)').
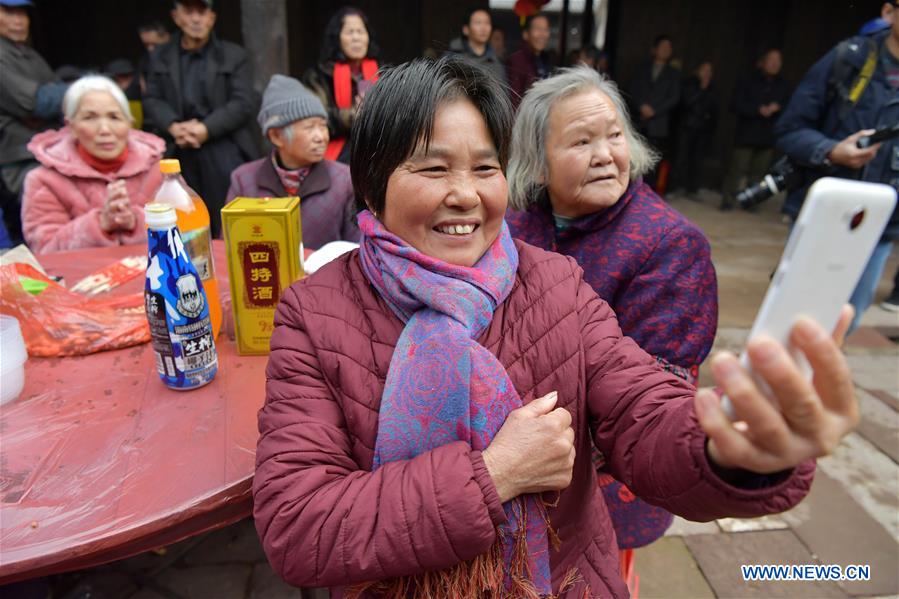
top-left (6, 189), bottom-right (896, 599)
top-left (635, 190), bottom-right (898, 599)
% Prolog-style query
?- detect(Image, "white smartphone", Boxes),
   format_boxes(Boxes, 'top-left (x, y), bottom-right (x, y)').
top-left (722, 177), bottom-right (897, 419)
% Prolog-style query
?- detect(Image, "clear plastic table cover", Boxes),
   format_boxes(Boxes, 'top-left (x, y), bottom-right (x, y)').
top-left (0, 242), bottom-right (267, 583)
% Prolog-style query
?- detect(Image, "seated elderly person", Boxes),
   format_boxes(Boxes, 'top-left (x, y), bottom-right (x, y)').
top-left (226, 75), bottom-right (359, 250)
top-left (22, 75), bottom-right (165, 254)
top-left (504, 67), bottom-right (718, 569)
top-left (253, 56), bottom-right (858, 598)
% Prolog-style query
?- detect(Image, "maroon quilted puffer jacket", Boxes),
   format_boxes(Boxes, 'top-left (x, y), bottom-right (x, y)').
top-left (254, 241), bottom-right (815, 598)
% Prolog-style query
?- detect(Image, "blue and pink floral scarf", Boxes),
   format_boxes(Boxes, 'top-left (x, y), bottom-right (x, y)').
top-left (353, 210), bottom-right (553, 598)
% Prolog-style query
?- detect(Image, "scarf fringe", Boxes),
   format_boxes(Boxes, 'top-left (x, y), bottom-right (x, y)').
top-left (345, 497), bottom-right (593, 598)
top-left (540, 493), bottom-right (562, 552)
top-left (345, 537), bottom-right (503, 599)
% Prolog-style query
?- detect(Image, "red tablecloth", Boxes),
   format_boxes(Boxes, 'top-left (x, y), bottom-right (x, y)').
top-left (0, 242), bottom-right (267, 583)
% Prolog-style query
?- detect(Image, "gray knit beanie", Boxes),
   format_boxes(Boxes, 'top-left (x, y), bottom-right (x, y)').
top-left (257, 74), bottom-right (328, 135)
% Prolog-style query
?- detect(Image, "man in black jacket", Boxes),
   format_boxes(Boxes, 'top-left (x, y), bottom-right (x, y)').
top-left (628, 34), bottom-right (681, 190)
top-left (720, 48), bottom-right (791, 210)
top-left (0, 0), bottom-right (65, 244)
top-left (671, 61), bottom-right (717, 197)
top-left (446, 8), bottom-right (507, 87)
top-left (143, 0), bottom-right (259, 236)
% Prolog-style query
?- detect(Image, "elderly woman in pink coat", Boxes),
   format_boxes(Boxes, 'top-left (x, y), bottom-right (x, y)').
top-left (22, 75), bottom-right (164, 254)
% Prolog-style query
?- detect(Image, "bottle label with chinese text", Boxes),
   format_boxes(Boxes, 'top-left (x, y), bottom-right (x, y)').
top-left (145, 226), bottom-right (218, 390)
top-left (240, 241), bottom-right (281, 308)
top-left (180, 226), bottom-right (215, 282)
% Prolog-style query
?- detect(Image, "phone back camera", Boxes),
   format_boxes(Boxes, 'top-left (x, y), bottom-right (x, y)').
top-left (848, 208), bottom-right (865, 231)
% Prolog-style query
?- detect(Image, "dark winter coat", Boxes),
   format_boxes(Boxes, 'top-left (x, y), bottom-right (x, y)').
top-left (775, 30), bottom-right (898, 241)
top-left (446, 37), bottom-right (508, 87)
top-left (0, 35), bottom-right (59, 193)
top-left (142, 32), bottom-right (260, 161)
top-left (254, 240), bottom-right (814, 598)
top-left (679, 76), bottom-right (718, 134)
top-left (730, 70), bottom-right (791, 149)
top-left (628, 61), bottom-right (682, 140)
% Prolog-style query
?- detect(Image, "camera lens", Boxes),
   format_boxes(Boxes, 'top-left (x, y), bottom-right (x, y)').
top-left (848, 208), bottom-right (865, 231)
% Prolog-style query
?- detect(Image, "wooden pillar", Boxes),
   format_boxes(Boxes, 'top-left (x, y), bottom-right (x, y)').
top-left (581, 0), bottom-right (595, 49)
top-left (559, 0), bottom-right (570, 60)
top-left (239, 0), bottom-right (289, 93)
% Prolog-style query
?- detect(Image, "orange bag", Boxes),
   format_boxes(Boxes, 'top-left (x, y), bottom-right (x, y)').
top-left (0, 263), bottom-right (149, 357)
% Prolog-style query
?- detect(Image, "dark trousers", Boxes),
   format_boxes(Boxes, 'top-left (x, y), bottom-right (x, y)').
top-left (175, 138), bottom-right (244, 238)
top-left (0, 160), bottom-right (38, 246)
top-left (672, 128), bottom-right (710, 193)
top-left (722, 146), bottom-right (773, 207)
top-left (887, 265), bottom-right (899, 299)
top-left (0, 181), bottom-right (21, 248)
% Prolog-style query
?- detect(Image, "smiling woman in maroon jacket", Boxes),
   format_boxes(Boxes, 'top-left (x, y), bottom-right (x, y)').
top-left (253, 55), bottom-right (859, 599)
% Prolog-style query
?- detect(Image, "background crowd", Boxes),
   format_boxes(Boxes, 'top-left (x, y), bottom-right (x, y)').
top-left (0, 0), bottom-right (827, 249)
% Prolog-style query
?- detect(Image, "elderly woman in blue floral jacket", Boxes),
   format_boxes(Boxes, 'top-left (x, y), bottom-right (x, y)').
top-left (505, 66), bottom-right (718, 582)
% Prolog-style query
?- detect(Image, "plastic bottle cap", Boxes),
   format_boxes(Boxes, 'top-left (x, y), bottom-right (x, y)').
top-left (159, 159), bottom-right (182, 174)
top-left (144, 202), bottom-right (178, 229)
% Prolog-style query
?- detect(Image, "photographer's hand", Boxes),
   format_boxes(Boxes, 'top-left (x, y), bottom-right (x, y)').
top-left (827, 129), bottom-right (881, 169)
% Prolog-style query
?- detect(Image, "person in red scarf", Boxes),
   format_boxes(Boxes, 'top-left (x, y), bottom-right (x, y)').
top-left (303, 6), bottom-right (379, 165)
top-left (21, 75), bottom-right (165, 254)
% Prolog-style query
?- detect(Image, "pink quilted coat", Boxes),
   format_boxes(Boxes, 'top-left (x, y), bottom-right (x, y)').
top-left (254, 240), bottom-right (815, 598)
top-left (22, 127), bottom-right (165, 254)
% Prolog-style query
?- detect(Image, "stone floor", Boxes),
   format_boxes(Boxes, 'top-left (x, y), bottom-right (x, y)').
top-left (2, 189), bottom-right (896, 599)
top-left (637, 189), bottom-right (898, 599)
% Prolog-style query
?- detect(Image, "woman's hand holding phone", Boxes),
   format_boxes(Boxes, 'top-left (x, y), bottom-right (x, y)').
top-left (694, 305), bottom-right (858, 475)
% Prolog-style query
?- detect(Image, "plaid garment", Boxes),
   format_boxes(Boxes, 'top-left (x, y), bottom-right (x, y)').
top-left (271, 152), bottom-right (310, 196)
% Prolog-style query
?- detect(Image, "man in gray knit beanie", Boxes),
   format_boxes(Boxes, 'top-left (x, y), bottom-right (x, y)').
top-left (225, 74), bottom-right (360, 249)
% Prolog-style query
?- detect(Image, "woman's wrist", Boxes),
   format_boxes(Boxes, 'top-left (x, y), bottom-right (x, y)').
top-left (482, 447), bottom-right (516, 503)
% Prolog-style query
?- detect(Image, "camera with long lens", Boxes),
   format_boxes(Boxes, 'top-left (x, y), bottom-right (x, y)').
top-left (736, 123), bottom-right (899, 209)
top-left (735, 156), bottom-right (802, 209)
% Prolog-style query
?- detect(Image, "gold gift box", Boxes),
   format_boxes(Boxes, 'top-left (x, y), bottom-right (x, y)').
top-left (221, 196), bottom-right (303, 355)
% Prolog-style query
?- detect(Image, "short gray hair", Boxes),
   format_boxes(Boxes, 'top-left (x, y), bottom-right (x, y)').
top-left (507, 66), bottom-right (658, 210)
top-left (63, 75), bottom-right (133, 122)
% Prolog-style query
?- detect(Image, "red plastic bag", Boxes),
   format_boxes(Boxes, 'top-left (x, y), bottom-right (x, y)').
top-left (0, 263), bottom-right (150, 357)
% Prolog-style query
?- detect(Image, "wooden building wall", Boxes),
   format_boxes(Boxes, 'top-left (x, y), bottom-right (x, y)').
top-left (24, 0), bottom-right (890, 184)
top-left (284, 0), bottom-right (485, 75)
top-left (611, 0), bottom-right (887, 183)
top-left (28, 0), bottom-right (243, 72)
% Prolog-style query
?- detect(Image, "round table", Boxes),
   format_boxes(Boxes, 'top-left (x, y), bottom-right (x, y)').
top-left (0, 242), bottom-right (267, 584)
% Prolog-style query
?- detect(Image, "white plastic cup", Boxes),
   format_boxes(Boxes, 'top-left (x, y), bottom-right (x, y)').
top-left (0, 315), bottom-right (28, 405)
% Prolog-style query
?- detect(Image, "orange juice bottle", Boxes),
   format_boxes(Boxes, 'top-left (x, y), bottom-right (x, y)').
top-left (153, 159), bottom-right (222, 338)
